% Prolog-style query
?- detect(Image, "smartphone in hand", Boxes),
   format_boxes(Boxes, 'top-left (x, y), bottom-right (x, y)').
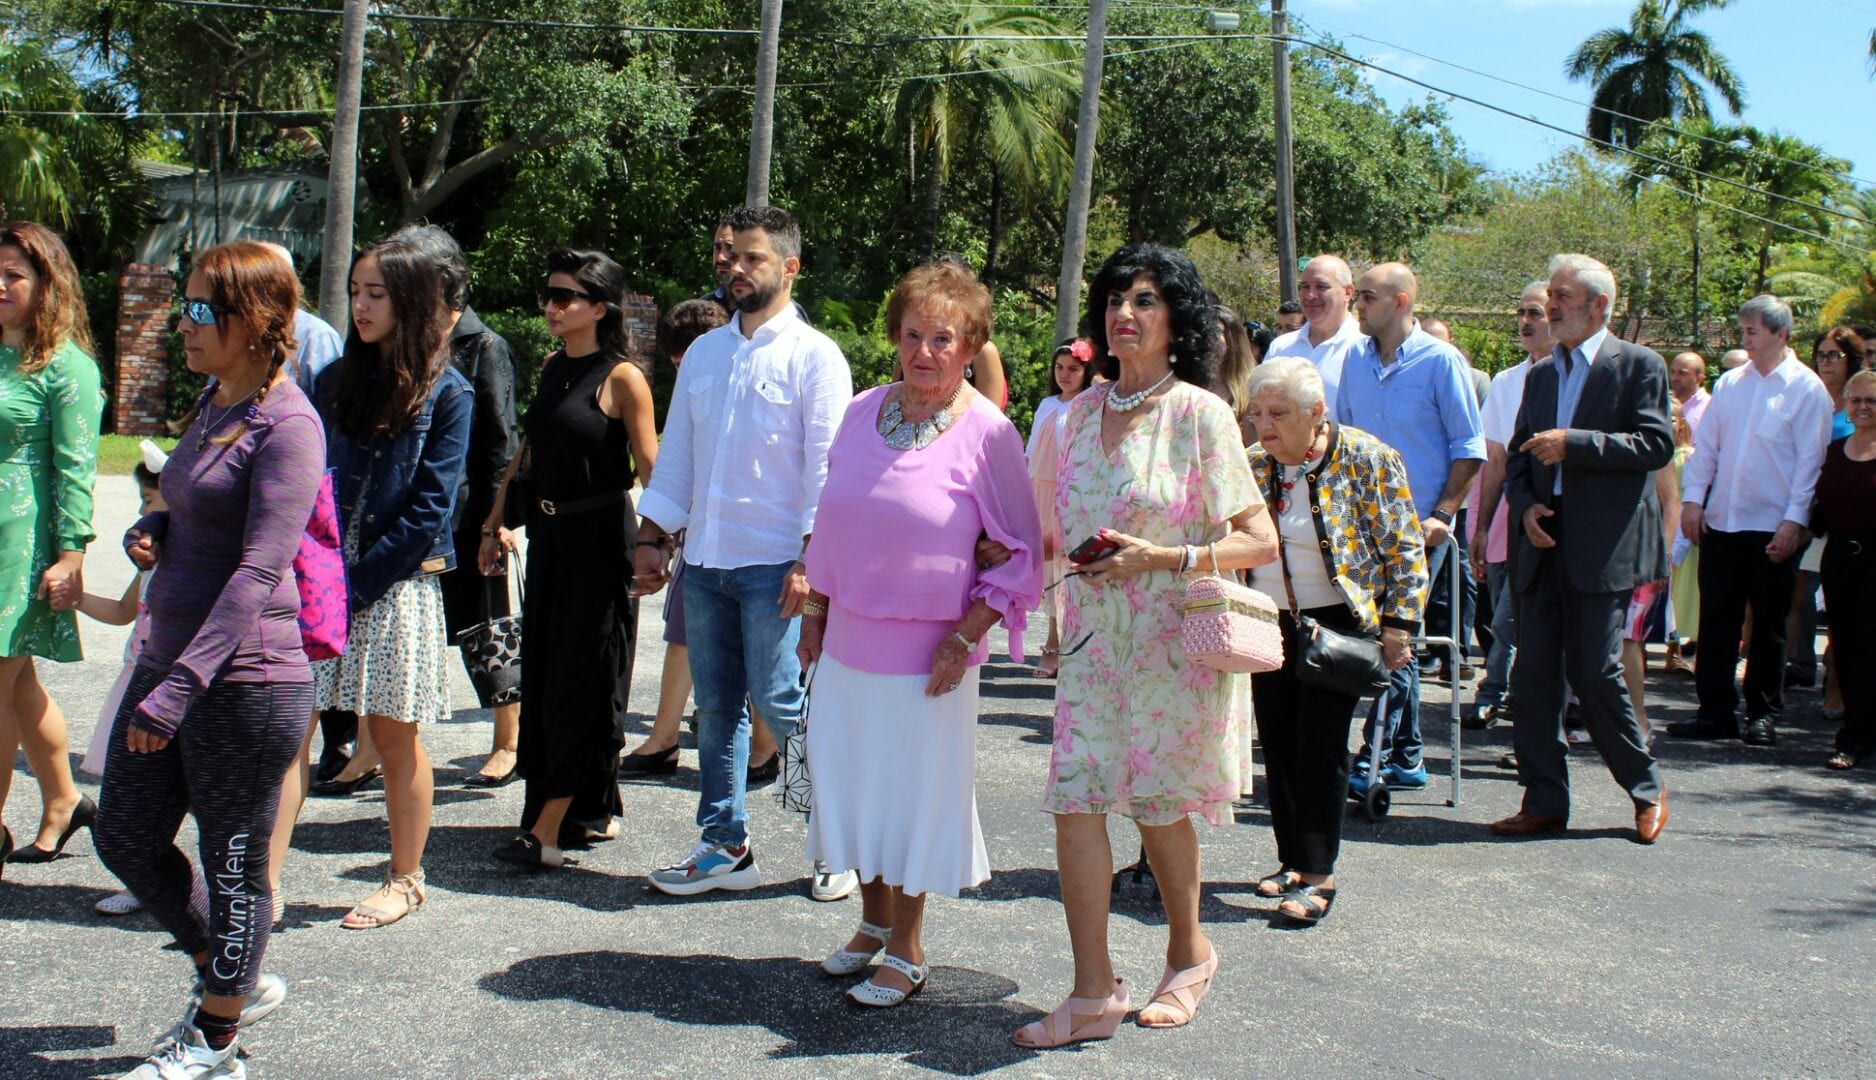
top-left (1067, 533), bottom-right (1122, 566)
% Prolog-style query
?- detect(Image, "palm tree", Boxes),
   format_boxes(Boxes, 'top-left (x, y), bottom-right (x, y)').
top-left (1565, 0), bottom-right (1746, 150)
top-left (1731, 129), bottom-right (1849, 294)
top-left (1770, 189), bottom-right (1876, 330)
top-left (1627, 118), bottom-right (1749, 341)
top-left (890, 3), bottom-right (1080, 263)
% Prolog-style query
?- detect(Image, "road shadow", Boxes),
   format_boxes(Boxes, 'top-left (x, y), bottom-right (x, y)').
top-left (0, 1025), bottom-right (145, 1079)
top-left (0, 881), bottom-right (168, 931)
top-left (478, 950), bottom-right (1039, 1075)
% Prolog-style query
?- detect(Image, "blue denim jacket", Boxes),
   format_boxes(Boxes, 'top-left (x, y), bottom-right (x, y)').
top-left (314, 363), bottom-right (473, 609)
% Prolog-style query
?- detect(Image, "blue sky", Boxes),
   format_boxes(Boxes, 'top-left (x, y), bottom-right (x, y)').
top-left (1289, 0), bottom-right (1876, 187)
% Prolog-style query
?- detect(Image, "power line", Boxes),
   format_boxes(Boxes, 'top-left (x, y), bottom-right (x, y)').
top-left (0, 96), bottom-right (485, 118)
top-left (1299, 14), bottom-right (1876, 191)
top-left (1292, 36), bottom-right (1872, 233)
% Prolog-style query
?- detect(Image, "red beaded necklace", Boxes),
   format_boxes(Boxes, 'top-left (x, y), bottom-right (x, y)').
top-left (1274, 434), bottom-right (1323, 513)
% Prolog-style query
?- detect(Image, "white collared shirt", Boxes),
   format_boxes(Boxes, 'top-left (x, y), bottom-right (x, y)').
top-left (637, 305), bottom-right (853, 569)
top-left (1478, 358), bottom-right (1533, 449)
top-left (1680, 352), bottom-right (1834, 533)
top-left (1267, 315), bottom-right (1364, 417)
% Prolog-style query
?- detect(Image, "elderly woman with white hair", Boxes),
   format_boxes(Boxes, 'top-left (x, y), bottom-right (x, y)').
top-left (1242, 357), bottom-right (1427, 925)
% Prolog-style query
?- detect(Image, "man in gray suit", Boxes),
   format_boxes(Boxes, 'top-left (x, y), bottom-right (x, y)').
top-left (1493, 254), bottom-right (1673, 843)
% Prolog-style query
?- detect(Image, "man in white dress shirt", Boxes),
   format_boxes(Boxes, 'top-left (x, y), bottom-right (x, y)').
top-left (1265, 254), bottom-right (1364, 417)
top-left (633, 205), bottom-right (857, 897)
top-left (1670, 295), bottom-right (1834, 747)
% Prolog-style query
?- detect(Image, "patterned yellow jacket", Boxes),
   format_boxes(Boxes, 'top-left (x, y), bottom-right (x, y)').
top-left (1248, 422), bottom-right (1428, 634)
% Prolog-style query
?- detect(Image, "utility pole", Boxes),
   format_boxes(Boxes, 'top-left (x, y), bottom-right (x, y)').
top-left (1055, 0), bottom-right (1109, 346)
top-left (318, 0), bottom-right (369, 333)
top-left (1271, 0), bottom-right (1298, 302)
top-left (745, 0), bottom-right (784, 206)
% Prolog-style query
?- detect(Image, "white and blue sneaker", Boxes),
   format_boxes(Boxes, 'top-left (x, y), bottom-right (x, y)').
top-left (1383, 763), bottom-right (1429, 790)
top-left (183, 973), bottom-right (286, 1032)
top-left (121, 1023), bottom-right (244, 1079)
top-left (649, 840), bottom-right (761, 896)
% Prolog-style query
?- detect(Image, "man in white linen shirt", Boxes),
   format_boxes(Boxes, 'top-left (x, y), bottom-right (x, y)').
top-left (1265, 254), bottom-right (1364, 416)
top-left (632, 205), bottom-right (857, 898)
top-left (1669, 294), bottom-right (1834, 748)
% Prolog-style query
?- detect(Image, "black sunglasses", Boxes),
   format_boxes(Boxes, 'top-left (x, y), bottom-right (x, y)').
top-left (536, 285), bottom-right (598, 310)
top-left (180, 298), bottom-right (234, 326)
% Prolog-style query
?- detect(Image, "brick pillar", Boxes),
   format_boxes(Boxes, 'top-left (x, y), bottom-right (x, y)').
top-left (620, 294), bottom-right (660, 379)
top-left (114, 264), bottom-right (174, 435)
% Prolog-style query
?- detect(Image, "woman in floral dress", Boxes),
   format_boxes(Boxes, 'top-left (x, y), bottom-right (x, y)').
top-left (1015, 244), bottom-right (1277, 1050)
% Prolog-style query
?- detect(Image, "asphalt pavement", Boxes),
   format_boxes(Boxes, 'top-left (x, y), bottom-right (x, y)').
top-left (2, 476), bottom-right (1871, 1078)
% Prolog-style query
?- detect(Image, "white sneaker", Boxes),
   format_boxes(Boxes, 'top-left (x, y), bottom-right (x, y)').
top-left (122, 1023), bottom-right (244, 1079)
top-left (95, 890), bottom-right (144, 916)
top-left (184, 973), bottom-right (286, 1031)
top-left (810, 862), bottom-right (858, 902)
top-left (648, 840), bottom-right (761, 896)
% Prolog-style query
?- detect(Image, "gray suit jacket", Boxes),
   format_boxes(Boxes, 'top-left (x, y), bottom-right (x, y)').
top-left (1506, 333), bottom-right (1675, 594)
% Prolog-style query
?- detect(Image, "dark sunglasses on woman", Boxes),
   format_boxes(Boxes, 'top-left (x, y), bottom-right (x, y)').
top-left (536, 285), bottom-right (597, 311)
top-left (180, 298), bottom-right (235, 325)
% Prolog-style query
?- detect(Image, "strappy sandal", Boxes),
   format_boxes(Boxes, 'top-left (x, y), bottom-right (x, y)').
top-left (846, 954), bottom-right (926, 1008)
top-left (1137, 947), bottom-right (1219, 1028)
top-left (1254, 868), bottom-right (1301, 898)
top-left (1033, 647), bottom-right (1061, 679)
top-left (1012, 981), bottom-right (1130, 1048)
top-left (1825, 751), bottom-right (1859, 771)
top-left (822, 920), bottom-right (893, 975)
top-left (1276, 883), bottom-right (1337, 926)
top-left (341, 868), bottom-right (426, 930)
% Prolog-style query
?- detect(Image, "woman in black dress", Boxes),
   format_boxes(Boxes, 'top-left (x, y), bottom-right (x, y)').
top-left (482, 249), bottom-right (658, 869)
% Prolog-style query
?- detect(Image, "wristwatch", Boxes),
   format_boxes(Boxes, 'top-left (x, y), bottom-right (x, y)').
top-left (1429, 508), bottom-right (1454, 526)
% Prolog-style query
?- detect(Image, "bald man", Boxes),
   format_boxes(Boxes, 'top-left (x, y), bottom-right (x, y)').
top-left (1266, 254), bottom-right (1364, 415)
top-left (1719, 348), bottom-right (1749, 371)
top-left (1336, 262), bottom-right (1485, 791)
top-left (1669, 351), bottom-right (1711, 435)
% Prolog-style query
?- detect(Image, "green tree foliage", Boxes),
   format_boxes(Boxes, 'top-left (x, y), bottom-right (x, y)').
top-left (1565, 0), bottom-right (1745, 150)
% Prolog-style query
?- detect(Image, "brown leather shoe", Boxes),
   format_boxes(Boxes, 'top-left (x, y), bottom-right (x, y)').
top-left (1490, 811), bottom-right (1567, 837)
top-left (1635, 794), bottom-right (1669, 844)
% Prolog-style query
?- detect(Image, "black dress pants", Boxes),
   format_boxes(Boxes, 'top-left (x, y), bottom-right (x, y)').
top-left (1695, 529), bottom-right (1797, 726)
top-left (1251, 606), bottom-right (1364, 876)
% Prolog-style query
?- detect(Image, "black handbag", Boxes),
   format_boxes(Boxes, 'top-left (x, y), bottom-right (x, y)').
top-left (1268, 464), bottom-right (1389, 697)
top-left (456, 556), bottom-right (524, 706)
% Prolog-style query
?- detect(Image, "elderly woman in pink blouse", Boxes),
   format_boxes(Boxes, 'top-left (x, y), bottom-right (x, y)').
top-left (798, 261), bottom-right (1043, 1009)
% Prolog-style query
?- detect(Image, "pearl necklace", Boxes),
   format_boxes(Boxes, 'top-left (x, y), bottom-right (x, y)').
top-left (878, 384), bottom-right (965, 450)
top-left (1106, 370), bottom-right (1174, 412)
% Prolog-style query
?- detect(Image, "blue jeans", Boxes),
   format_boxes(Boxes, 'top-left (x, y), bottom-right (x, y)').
top-left (1358, 539), bottom-right (1451, 772)
top-left (683, 561), bottom-right (804, 848)
top-left (1478, 560), bottom-right (1517, 708)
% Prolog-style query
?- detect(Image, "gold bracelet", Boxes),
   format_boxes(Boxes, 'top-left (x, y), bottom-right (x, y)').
top-left (802, 600), bottom-right (828, 618)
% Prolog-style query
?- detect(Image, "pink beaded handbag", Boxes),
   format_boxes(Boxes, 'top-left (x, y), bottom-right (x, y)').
top-left (1181, 545), bottom-right (1284, 674)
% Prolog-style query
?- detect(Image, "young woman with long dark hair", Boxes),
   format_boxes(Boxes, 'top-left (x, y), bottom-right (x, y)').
top-left (482, 247), bottom-right (657, 869)
top-left (283, 234), bottom-right (472, 929)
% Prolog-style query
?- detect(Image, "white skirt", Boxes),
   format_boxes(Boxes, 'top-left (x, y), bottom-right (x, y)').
top-left (314, 574), bottom-right (452, 724)
top-left (804, 654), bottom-right (990, 898)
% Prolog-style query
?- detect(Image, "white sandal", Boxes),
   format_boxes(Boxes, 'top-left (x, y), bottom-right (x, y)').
top-left (821, 920), bottom-right (892, 975)
top-left (846, 954), bottom-right (926, 1008)
top-left (94, 890), bottom-right (143, 916)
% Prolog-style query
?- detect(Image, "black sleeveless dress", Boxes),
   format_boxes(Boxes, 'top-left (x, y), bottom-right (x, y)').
top-left (516, 350), bottom-right (637, 832)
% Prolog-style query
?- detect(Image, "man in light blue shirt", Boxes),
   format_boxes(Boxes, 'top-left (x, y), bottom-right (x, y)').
top-left (255, 243), bottom-right (345, 399)
top-left (1335, 262), bottom-right (1484, 789)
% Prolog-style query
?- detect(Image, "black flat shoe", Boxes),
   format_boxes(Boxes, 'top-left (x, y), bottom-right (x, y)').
top-left (492, 832), bottom-right (563, 871)
top-left (7, 795), bottom-right (97, 864)
top-left (1, 825), bottom-right (12, 877)
top-left (619, 745), bottom-right (679, 777)
top-left (310, 768), bottom-right (381, 797)
top-left (1742, 717), bottom-right (1778, 747)
top-left (464, 766), bottom-right (519, 788)
top-left (747, 752), bottom-right (780, 786)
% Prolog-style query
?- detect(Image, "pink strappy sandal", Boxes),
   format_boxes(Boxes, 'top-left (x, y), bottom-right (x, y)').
top-left (1011, 980), bottom-right (1130, 1048)
top-left (1137, 947), bottom-right (1218, 1029)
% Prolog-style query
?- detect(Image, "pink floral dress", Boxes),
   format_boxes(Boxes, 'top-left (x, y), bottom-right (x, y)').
top-left (1045, 380), bottom-right (1260, 826)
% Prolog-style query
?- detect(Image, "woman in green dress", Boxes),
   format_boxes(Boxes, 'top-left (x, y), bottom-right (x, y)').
top-left (0, 221), bottom-right (103, 868)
